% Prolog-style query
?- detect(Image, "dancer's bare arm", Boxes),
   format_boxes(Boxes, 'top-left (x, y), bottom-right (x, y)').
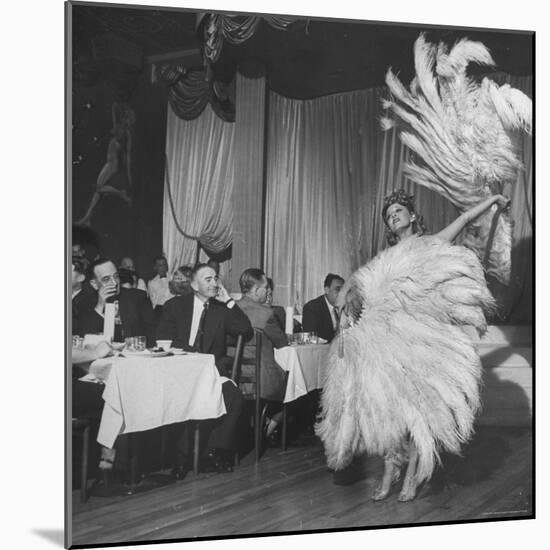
top-left (436, 195), bottom-right (510, 243)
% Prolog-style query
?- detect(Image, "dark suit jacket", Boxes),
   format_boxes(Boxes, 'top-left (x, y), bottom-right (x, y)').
top-left (79, 287), bottom-right (157, 347)
top-left (72, 283), bottom-right (97, 336)
top-left (157, 294), bottom-right (253, 366)
top-left (302, 294), bottom-right (337, 342)
top-left (238, 297), bottom-right (287, 401)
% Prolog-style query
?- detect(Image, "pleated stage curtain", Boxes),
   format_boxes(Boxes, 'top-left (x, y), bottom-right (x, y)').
top-left (163, 102), bottom-right (235, 279)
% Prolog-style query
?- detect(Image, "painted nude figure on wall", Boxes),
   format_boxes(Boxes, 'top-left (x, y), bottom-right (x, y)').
top-left (77, 102), bottom-right (135, 226)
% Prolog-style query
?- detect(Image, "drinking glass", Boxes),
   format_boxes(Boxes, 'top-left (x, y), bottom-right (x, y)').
top-left (135, 336), bottom-right (147, 351)
top-left (124, 336), bottom-right (136, 351)
top-left (72, 335), bottom-right (84, 349)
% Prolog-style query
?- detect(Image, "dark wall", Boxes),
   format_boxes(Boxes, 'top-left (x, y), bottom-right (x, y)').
top-left (71, 69), bottom-right (168, 281)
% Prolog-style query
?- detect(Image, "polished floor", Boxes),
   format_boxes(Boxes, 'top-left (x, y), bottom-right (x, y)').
top-left (69, 426), bottom-right (532, 547)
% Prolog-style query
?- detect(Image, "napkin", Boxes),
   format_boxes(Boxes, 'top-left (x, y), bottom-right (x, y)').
top-left (285, 306), bottom-right (294, 335)
top-left (103, 303), bottom-right (116, 342)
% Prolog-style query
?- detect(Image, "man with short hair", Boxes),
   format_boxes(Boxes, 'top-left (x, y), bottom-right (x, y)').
top-left (157, 263), bottom-right (252, 477)
top-left (238, 269), bottom-right (288, 401)
top-left (302, 273), bottom-right (345, 343)
top-left (80, 258), bottom-right (156, 347)
top-left (237, 269), bottom-right (289, 439)
top-left (147, 256), bottom-right (174, 315)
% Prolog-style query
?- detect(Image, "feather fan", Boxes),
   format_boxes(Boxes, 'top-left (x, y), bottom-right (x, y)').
top-left (381, 34), bottom-right (531, 285)
top-left (315, 236), bottom-right (495, 482)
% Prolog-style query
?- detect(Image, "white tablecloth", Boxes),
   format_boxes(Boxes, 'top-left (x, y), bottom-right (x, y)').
top-left (89, 353), bottom-right (226, 448)
top-left (274, 344), bottom-right (330, 403)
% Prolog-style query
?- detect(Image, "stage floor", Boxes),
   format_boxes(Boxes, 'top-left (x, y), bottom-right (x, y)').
top-left (69, 426), bottom-right (532, 546)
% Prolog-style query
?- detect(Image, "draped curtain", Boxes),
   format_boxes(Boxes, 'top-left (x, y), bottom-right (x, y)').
top-left (163, 102), bottom-right (235, 279)
top-left (264, 75), bottom-right (532, 322)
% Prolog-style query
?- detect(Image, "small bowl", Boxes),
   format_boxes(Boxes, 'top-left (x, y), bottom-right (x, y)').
top-left (111, 341), bottom-right (125, 351)
top-left (156, 339), bottom-right (173, 351)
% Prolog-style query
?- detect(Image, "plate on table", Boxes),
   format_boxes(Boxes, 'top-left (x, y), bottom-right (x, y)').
top-left (150, 348), bottom-right (173, 358)
top-left (122, 349), bottom-right (152, 357)
top-left (170, 348), bottom-right (187, 355)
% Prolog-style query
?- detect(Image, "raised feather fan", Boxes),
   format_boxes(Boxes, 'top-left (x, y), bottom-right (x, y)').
top-left (381, 34), bottom-right (532, 285)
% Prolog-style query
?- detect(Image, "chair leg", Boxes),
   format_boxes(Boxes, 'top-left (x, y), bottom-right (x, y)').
top-left (254, 411), bottom-right (261, 463)
top-left (80, 423), bottom-right (90, 503)
top-left (193, 423), bottom-right (200, 476)
top-left (281, 403), bottom-right (288, 451)
top-left (160, 426), bottom-right (167, 469)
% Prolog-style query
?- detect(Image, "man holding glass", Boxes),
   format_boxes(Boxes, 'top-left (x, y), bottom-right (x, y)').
top-left (79, 257), bottom-right (156, 347)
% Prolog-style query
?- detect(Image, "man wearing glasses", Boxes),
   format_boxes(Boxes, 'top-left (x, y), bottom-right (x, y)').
top-left (80, 258), bottom-right (156, 346)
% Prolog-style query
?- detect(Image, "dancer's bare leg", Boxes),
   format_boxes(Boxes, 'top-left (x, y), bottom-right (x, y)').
top-left (372, 455), bottom-right (400, 501)
top-left (77, 192), bottom-right (101, 225)
top-left (77, 185), bottom-right (131, 225)
top-left (398, 440), bottom-right (419, 502)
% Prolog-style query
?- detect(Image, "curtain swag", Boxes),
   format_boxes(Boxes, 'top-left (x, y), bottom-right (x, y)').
top-left (202, 13), bottom-right (303, 64)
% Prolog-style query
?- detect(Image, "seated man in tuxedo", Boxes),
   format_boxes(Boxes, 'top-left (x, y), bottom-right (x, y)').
top-left (157, 263), bottom-right (252, 478)
top-left (72, 256), bottom-right (97, 336)
top-left (237, 269), bottom-right (289, 440)
top-left (302, 273), bottom-right (345, 343)
top-left (79, 258), bottom-right (156, 347)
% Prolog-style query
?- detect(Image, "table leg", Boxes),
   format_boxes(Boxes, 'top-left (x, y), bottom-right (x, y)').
top-left (193, 423), bottom-right (200, 476)
top-left (129, 433), bottom-right (140, 486)
top-left (282, 404), bottom-right (288, 451)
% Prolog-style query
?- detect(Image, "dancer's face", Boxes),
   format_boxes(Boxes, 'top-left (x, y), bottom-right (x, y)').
top-left (385, 203), bottom-right (415, 235)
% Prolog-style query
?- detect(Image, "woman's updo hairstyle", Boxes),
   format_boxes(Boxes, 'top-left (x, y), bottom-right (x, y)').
top-left (382, 189), bottom-right (427, 246)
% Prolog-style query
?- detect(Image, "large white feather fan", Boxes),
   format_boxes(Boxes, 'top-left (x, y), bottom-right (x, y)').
top-left (381, 34), bottom-right (532, 285)
top-left (315, 236), bottom-right (495, 483)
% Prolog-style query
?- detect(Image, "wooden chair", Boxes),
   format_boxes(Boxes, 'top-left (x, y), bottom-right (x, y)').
top-left (230, 330), bottom-right (289, 463)
top-left (72, 418), bottom-right (91, 503)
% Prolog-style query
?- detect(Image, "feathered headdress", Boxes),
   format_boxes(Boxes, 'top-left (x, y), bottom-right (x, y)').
top-left (381, 34), bottom-right (532, 285)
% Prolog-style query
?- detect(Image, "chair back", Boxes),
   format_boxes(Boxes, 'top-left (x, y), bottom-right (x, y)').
top-left (229, 334), bottom-right (245, 383)
top-left (230, 330), bottom-right (262, 393)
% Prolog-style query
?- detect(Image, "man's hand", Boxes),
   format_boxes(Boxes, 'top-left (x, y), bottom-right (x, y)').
top-left (214, 282), bottom-right (231, 303)
top-left (96, 282), bottom-right (118, 313)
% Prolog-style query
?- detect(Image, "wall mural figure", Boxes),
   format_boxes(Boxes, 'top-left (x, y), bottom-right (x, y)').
top-left (76, 102), bottom-right (135, 226)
